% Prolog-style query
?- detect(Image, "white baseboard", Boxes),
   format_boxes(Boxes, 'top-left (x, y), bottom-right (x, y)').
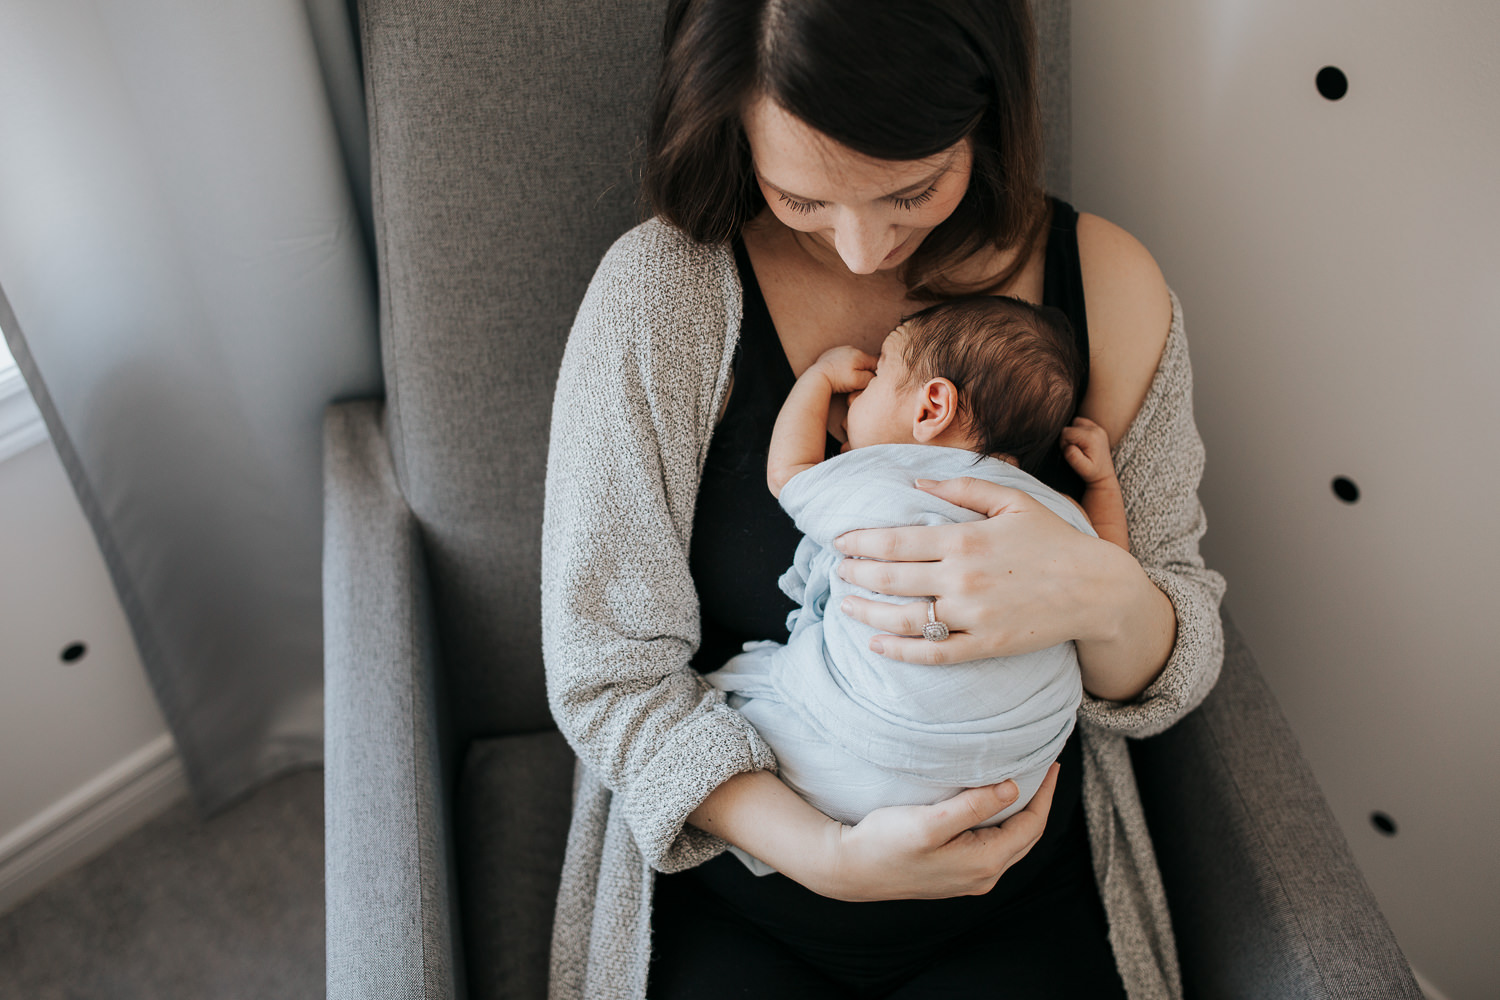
top-left (0, 733), bottom-right (189, 916)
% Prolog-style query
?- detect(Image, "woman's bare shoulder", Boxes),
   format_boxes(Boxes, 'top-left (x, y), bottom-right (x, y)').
top-left (1075, 212), bottom-right (1173, 447)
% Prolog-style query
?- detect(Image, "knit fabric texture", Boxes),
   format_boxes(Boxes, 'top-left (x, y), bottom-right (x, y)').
top-left (541, 218), bottom-right (1227, 1000)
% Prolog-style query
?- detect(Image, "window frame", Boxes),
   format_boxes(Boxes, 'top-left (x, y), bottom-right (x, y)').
top-left (0, 339), bottom-right (47, 463)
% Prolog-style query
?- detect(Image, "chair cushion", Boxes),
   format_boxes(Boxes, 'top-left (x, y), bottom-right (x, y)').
top-left (457, 729), bottom-right (578, 1000)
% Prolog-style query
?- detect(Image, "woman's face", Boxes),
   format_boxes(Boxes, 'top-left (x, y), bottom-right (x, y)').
top-left (743, 96), bottom-right (972, 275)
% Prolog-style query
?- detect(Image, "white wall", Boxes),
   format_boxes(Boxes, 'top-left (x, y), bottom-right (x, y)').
top-left (0, 423), bottom-right (184, 915)
top-left (1072, 3), bottom-right (1497, 998)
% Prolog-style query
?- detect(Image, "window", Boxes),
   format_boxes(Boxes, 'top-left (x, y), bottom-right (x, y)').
top-left (0, 330), bottom-right (15, 381)
top-left (0, 322), bottom-right (46, 462)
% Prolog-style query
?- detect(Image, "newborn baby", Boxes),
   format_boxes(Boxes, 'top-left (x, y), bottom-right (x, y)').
top-left (704, 295), bottom-right (1127, 876)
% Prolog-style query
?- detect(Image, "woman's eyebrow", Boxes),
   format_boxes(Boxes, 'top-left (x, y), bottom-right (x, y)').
top-left (761, 150), bottom-right (957, 204)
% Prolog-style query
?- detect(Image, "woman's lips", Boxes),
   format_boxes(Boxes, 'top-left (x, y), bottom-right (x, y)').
top-left (884, 233), bottom-right (914, 263)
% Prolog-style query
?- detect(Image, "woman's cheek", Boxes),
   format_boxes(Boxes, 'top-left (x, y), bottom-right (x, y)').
top-left (922, 184), bottom-right (970, 228)
top-left (768, 204), bottom-right (814, 232)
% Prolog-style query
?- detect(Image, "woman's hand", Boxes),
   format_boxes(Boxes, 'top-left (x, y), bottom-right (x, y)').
top-left (834, 476), bottom-right (1175, 700)
top-left (689, 766), bottom-right (1058, 902)
top-left (814, 765), bottom-right (1060, 902)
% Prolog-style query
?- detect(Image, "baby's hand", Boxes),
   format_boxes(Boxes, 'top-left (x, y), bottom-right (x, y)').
top-left (1061, 416), bottom-right (1116, 485)
top-left (810, 345), bottom-right (876, 395)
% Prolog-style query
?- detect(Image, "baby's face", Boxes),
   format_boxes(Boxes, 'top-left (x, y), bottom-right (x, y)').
top-left (844, 325), bottom-right (924, 450)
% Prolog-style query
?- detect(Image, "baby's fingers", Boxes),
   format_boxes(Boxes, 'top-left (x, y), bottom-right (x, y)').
top-left (831, 368), bottom-right (875, 393)
top-left (1063, 441), bottom-right (1099, 476)
top-left (1061, 424), bottom-right (1104, 448)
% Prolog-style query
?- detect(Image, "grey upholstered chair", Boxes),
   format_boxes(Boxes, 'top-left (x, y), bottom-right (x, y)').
top-left (322, 2), bottom-right (1423, 998)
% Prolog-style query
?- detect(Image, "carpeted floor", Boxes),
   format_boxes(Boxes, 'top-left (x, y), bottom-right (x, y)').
top-left (0, 768), bottom-right (324, 1000)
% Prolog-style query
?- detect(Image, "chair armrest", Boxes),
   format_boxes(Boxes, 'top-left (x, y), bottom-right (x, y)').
top-left (324, 399), bottom-right (463, 1000)
top-left (1132, 610), bottom-right (1422, 999)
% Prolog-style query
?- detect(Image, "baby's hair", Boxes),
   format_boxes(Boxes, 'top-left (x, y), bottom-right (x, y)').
top-left (897, 295), bottom-right (1082, 474)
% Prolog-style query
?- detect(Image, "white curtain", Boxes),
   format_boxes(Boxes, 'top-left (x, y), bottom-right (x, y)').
top-left (0, 0), bottom-right (380, 810)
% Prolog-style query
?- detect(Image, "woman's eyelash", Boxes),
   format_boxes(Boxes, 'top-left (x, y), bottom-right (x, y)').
top-left (774, 183), bottom-right (938, 215)
top-left (777, 192), bottom-right (823, 215)
top-left (890, 185), bottom-right (938, 210)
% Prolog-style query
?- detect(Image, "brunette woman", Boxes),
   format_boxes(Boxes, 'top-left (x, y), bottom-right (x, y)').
top-left (541, 2), bottom-right (1226, 997)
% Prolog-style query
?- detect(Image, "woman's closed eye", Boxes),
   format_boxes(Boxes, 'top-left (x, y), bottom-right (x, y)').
top-left (774, 183), bottom-right (941, 215)
top-left (889, 184), bottom-right (938, 211)
top-left (776, 191), bottom-right (824, 215)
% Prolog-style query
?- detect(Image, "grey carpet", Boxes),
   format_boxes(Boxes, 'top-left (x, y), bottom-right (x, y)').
top-left (0, 767), bottom-right (324, 1000)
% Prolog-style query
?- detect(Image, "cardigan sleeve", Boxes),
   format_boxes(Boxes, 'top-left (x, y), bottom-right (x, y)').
top-left (1077, 290), bottom-right (1228, 738)
top-left (541, 221), bottom-right (779, 873)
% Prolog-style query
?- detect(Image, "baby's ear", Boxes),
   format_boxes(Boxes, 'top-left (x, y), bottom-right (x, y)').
top-left (911, 377), bottom-right (961, 443)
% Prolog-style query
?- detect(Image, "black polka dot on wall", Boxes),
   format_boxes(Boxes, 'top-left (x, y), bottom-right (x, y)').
top-left (1370, 811), bottom-right (1398, 836)
top-left (1317, 66), bottom-right (1348, 101)
top-left (1332, 476), bottom-right (1360, 503)
top-left (60, 641), bottom-right (88, 663)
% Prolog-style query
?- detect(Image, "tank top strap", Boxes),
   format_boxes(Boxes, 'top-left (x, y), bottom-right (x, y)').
top-left (1042, 196), bottom-right (1090, 373)
top-left (1033, 197), bottom-right (1091, 501)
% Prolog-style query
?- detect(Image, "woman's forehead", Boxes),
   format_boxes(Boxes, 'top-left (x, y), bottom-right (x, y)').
top-left (743, 95), bottom-right (959, 202)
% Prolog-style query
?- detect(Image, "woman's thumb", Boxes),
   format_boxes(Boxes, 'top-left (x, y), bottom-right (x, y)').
top-left (932, 781), bottom-right (1019, 836)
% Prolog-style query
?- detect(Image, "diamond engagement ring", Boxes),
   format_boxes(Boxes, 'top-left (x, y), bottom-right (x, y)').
top-left (923, 599), bottom-right (950, 642)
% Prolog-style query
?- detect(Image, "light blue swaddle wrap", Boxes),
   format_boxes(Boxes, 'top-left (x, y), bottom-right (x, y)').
top-left (704, 443), bottom-right (1096, 876)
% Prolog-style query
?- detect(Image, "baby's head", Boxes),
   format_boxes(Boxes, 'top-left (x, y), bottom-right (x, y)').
top-left (844, 295), bottom-right (1082, 474)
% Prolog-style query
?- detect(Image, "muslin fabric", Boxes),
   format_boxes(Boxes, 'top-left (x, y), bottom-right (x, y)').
top-left (705, 445), bottom-right (1093, 874)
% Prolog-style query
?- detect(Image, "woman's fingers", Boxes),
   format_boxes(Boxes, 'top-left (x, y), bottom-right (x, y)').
top-left (839, 594), bottom-right (941, 636)
top-left (838, 596), bottom-right (986, 664)
top-left (967, 763), bottom-right (1060, 866)
top-left (834, 523), bottom-right (952, 563)
top-left (837, 554), bottom-right (947, 598)
top-left (866, 630), bottom-right (989, 664)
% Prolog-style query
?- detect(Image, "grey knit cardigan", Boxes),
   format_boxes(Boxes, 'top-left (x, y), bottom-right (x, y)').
top-left (541, 218), bottom-right (1227, 1000)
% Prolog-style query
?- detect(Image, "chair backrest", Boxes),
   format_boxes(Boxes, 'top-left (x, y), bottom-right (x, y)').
top-left (362, 0), bottom-right (1071, 745)
top-left (362, 0), bottom-right (662, 743)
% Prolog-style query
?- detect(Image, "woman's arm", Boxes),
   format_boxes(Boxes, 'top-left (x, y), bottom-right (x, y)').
top-left (543, 222), bottom-right (779, 873)
top-left (833, 217), bottom-right (1225, 727)
top-left (690, 766), bottom-right (1061, 901)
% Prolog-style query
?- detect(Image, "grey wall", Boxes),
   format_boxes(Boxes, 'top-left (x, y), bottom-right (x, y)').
top-left (1072, 2), bottom-right (1499, 998)
top-left (0, 0), bottom-right (381, 810)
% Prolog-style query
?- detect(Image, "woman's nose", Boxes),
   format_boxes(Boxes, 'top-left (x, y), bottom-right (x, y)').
top-left (831, 214), bottom-right (899, 274)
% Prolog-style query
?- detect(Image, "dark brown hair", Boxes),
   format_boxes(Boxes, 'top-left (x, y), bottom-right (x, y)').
top-left (644, 0), bottom-right (1048, 297)
top-left (898, 295), bottom-right (1081, 473)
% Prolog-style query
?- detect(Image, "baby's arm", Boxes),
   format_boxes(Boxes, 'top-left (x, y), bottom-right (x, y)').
top-left (1062, 416), bottom-right (1130, 550)
top-left (767, 346), bottom-right (875, 498)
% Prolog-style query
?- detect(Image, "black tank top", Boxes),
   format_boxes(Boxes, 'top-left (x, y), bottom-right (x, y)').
top-left (688, 197), bottom-right (1090, 673)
